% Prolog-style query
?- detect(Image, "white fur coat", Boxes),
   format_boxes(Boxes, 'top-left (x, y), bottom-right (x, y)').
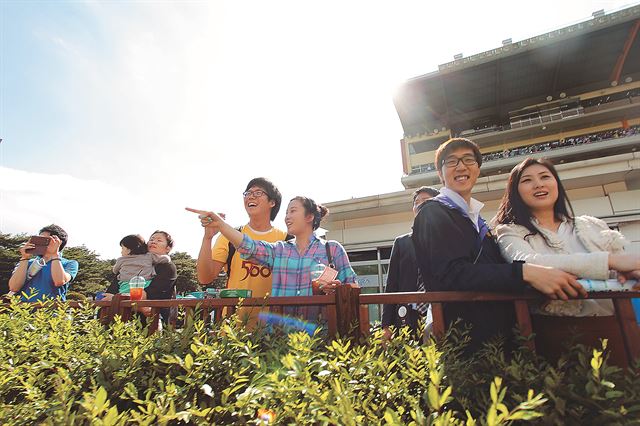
top-left (495, 215), bottom-right (627, 316)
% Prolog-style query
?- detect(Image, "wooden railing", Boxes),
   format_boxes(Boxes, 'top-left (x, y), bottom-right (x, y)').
top-left (360, 291), bottom-right (640, 366)
top-left (10, 288), bottom-right (640, 365)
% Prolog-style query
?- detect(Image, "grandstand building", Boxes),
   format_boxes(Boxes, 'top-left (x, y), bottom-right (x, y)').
top-left (324, 5), bottom-right (640, 321)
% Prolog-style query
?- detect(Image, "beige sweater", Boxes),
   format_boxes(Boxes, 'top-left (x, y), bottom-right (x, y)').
top-left (495, 215), bottom-right (627, 316)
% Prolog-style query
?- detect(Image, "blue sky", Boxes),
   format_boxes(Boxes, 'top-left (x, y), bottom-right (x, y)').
top-left (1, 0), bottom-right (637, 258)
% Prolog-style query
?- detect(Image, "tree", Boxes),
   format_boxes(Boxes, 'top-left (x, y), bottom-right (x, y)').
top-left (62, 245), bottom-right (114, 297)
top-left (170, 251), bottom-right (200, 294)
top-left (0, 233), bottom-right (29, 294)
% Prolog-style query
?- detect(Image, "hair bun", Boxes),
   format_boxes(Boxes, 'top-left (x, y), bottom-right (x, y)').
top-left (318, 204), bottom-right (329, 219)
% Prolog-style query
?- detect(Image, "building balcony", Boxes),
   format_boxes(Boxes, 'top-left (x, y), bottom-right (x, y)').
top-left (402, 130), bottom-right (640, 188)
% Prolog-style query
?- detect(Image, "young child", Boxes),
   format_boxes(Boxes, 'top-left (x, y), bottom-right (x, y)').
top-left (113, 234), bottom-right (171, 294)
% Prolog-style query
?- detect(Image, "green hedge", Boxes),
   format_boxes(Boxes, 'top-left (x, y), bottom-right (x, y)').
top-left (0, 300), bottom-right (638, 425)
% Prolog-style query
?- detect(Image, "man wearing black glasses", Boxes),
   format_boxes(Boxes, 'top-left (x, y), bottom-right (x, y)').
top-left (412, 138), bottom-right (586, 353)
top-left (194, 177), bottom-right (288, 324)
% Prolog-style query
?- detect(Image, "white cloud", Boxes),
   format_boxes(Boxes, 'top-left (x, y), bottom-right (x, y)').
top-left (1, 166), bottom-right (158, 258)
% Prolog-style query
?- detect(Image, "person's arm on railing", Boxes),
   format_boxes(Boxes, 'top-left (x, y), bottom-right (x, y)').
top-left (412, 202), bottom-right (586, 300)
top-left (522, 263), bottom-right (586, 300)
top-left (495, 224), bottom-right (611, 280)
top-left (496, 221), bottom-right (640, 282)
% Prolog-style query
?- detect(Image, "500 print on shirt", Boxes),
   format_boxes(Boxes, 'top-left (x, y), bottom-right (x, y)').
top-left (239, 260), bottom-right (272, 281)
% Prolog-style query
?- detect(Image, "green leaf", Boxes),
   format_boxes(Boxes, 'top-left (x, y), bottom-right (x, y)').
top-left (95, 387), bottom-right (108, 411)
top-left (439, 386), bottom-right (452, 406)
top-left (103, 406), bottom-right (120, 426)
top-left (427, 384), bottom-right (440, 410)
top-left (487, 406), bottom-right (497, 426)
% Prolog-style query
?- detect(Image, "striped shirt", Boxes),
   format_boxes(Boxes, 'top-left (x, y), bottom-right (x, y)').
top-left (237, 233), bottom-right (357, 297)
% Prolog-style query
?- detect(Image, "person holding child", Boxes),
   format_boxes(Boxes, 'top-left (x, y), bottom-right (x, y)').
top-left (104, 230), bottom-right (177, 323)
top-left (112, 234), bottom-right (171, 295)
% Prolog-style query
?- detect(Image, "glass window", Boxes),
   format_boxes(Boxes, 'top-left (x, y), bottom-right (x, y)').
top-left (353, 265), bottom-right (380, 297)
top-left (348, 250), bottom-right (378, 262)
top-left (352, 264), bottom-right (382, 322)
top-left (379, 247), bottom-right (392, 260)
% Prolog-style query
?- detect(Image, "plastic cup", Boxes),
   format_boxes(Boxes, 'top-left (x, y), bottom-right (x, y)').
top-left (129, 276), bottom-right (146, 301)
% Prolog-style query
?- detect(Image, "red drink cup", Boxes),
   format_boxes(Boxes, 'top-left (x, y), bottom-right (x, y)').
top-left (129, 276), bottom-right (146, 301)
top-left (130, 287), bottom-right (143, 301)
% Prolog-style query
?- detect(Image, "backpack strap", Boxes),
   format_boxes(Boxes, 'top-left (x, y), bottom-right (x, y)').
top-left (225, 226), bottom-right (244, 281)
top-left (325, 241), bottom-right (335, 269)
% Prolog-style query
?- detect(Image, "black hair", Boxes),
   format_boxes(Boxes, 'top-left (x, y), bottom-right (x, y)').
top-left (495, 157), bottom-right (574, 243)
top-left (39, 224), bottom-right (69, 251)
top-left (120, 234), bottom-right (148, 255)
top-left (434, 137), bottom-right (483, 173)
top-left (245, 177), bottom-right (282, 221)
top-left (291, 196), bottom-right (329, 231)
top-left (150, 230), bottom-right (174, 249)
top-left (412, 186), bottom-right (440, 202)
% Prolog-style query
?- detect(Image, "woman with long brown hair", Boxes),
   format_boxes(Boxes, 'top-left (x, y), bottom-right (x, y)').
top-left (494, 158), bottom-right (639, 316)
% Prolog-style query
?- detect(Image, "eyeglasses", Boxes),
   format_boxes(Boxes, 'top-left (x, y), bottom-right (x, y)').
top-left (442, 156), bottom-right (478, 168)
top-left (243, 190), bottom-right (267, 198)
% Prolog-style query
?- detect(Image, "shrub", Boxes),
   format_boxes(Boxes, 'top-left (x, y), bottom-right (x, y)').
top-left (0, 300), bottom-right (638, 425)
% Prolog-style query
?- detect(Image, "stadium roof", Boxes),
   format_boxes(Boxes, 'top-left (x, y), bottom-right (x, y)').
top-left (393, 5), bottom-right (640, 137)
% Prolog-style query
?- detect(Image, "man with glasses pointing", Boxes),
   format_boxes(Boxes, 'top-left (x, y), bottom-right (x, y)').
top-left (412, 138), bottom-right (586, 353)
top-left (194, 177), bottom-right (288, 325)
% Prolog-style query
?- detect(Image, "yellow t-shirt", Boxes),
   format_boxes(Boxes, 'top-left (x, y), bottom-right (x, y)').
top-left (212, 225), bottom-right (288, 324)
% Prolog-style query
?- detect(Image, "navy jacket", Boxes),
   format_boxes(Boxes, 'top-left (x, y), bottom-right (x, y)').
top-left (412, 199), bottom-right (525, 352)
top-left (382, 233), bottom-right (421, 329)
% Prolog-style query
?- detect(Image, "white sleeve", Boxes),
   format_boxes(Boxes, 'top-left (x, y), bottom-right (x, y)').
top-left (496, 224), bottom-right (610, 280)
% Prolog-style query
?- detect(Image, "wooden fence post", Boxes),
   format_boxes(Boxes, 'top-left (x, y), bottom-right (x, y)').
top-left (431, 303), bottom-right (446, 339)
top-left (335, 285), bottom-right (361, 340)
top-left (514, 299), bottom-right (535, 351)
top-left (613, 298), bottom-right (640, 364)
top-left (148, 308), bottom-right (160, 334)
top-left (102, 294), bottom-right (123, 325)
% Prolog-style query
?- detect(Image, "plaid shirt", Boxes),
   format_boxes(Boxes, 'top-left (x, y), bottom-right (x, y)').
top-left (237, 233), bottom-right (357, 297)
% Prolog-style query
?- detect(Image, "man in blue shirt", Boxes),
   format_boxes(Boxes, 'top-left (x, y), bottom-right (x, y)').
top-left (8, 224), bottom-right (78, 302)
